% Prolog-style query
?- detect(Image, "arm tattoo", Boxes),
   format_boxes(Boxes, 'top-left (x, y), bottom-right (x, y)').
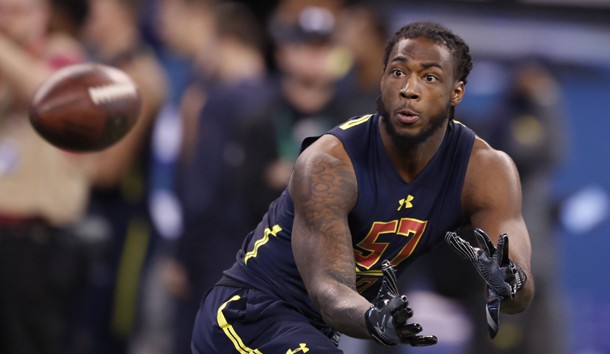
top-left (292, 150), bottom-right (358, 288)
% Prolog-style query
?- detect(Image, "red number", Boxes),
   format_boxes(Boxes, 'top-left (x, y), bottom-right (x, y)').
top-left (354, 218), bottom-right (427, 269)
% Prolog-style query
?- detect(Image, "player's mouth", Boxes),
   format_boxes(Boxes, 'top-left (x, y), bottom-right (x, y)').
top-left (396, 108), bottom-right (420, 124)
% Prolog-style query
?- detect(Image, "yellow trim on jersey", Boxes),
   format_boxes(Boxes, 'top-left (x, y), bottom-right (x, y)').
top-left (452, 119), bottom-right (466, 126)
top-left (217, 295), bottom-right (263, 354)
top-left (244, 224), bottom-right (283, 264)
top-left (339, 114), bottom-right (373, 130)
top-left (356, 268), bottom-right (384, 277)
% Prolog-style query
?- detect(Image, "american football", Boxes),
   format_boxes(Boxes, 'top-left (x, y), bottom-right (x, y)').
top-left (29, 63), bottom-right (141, 152)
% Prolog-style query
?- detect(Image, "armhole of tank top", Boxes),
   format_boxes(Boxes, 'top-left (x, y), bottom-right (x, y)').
top-left (455, 126), bottom-right (476, 221)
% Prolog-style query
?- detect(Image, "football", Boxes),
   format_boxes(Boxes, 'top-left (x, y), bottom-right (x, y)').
top-left (29, 63), bottom-right (141, 152)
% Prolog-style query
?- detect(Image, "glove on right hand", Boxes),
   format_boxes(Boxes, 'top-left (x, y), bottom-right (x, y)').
top-left (364, 260), bottom-right (438, 347)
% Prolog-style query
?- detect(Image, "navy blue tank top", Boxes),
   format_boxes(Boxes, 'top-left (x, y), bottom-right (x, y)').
top-left (222, 114), bottom-right (475, 322)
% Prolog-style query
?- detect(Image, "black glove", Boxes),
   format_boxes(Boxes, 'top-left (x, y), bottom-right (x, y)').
top-left (445, 229), bottom-right (527, 338)
top-left (364, 260), bottom-right (438, 347)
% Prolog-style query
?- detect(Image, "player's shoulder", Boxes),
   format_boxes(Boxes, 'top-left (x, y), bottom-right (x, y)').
top-left (469, 135), bottom-right (517, 172)
top-left (296, 134), bottom-right (351, 171)
top-left (462, 135), bottom-right (521, 204)
top-left (300, 113), bottom-right (375, 157)
top-left (290, 133), bottom-right (358, 209)
top-left (461, 134), bottom-right (523, 219)
top-left (292, 134), bottom-right (355, 190)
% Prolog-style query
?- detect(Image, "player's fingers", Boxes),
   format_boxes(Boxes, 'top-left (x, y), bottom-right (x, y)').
top-left (396, 323), bottom-right (422, 338)
top-left (392, 307), bottom-right (413, 325)
top-left (389, 296), bottom-right (412, 323)
top-left (445, 232), bottom-right (478, 261)
top-left (387, 295), bottom-right (406, 309)
top-left (497, 234), bottom-right (510, 267)
top-left (409, 335), bottom-right (438, 347)
top-left (380, 261), bottom-right (399, 296)
top-left (474, 228), bottom-right (495, 256)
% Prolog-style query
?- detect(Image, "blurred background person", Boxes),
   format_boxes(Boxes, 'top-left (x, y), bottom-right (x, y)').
top-left (131, 1), bottom-right (213, 352)
top-left (0, 0), bottom-right (91, 353)
top-left (69, 0), bottom-right (168, 353)
top-left (237, 0), bottom-right (349, 226)
top-left (169, 2), bottom-right (273, 353)
top-left (148, 0), bottom-right (218, 353)
top-left (332, 2), bottom-right (388, 119)
top-left (150, 1), bottom-right (274, 353)
top-left (84, 0), bottom-right (168, 190)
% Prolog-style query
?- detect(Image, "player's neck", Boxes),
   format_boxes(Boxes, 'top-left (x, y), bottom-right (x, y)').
top-left (380, 119), bottom-right (448, 183)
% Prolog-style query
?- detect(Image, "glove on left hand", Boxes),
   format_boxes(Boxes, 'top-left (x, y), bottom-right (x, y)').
top-left (445, 229), bottom-right (527, 298)
top-left (445, 229), bottom-right (527, 338)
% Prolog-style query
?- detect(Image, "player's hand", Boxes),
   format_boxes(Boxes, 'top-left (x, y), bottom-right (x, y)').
top-left (364, 260), bottom-right (438, 347)
top-left (445, 229), bottom-right (527, 298)
top-left (445, 229), bottom-right (527, 337)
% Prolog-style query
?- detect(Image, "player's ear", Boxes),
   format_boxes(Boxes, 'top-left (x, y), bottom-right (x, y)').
top-left (451, 81), bottom-right (465, 106)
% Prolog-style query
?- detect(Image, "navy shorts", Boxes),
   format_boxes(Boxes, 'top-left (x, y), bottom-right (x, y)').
top-left (191, 285), bottom-right (343, 353)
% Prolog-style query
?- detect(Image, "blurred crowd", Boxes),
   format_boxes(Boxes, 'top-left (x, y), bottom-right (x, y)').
top-left (0, 0), bottom-right (569, 354)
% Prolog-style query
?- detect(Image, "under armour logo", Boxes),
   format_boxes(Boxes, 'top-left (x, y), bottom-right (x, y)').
top-left (286, 343), bottom-right (309, 354)
top-left (397, 195), bottom-right (414, 211)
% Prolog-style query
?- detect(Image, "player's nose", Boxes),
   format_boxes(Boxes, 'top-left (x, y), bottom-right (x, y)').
top-left (399, 75), bottom-right (420, 99)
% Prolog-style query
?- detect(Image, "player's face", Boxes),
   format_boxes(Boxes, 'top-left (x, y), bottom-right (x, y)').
top-left (378, 37), bottom-right (464, 149)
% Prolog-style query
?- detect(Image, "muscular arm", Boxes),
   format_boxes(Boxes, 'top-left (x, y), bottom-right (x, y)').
top-left (462, 138), bottom-right (535, 313)
top-left (289, 134), bottom-right (373, 338)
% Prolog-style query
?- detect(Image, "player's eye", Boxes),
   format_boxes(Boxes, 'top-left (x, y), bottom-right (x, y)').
top-left (391, 69), bottom-right (404, 78)
top-left (424, 74), bottom-right (438, 82)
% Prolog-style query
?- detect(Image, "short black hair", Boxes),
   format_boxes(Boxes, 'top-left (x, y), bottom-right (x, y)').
top-left (383, 21), bottom-right (473, 85)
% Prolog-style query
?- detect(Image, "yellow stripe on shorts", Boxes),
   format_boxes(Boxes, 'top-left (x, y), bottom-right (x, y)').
top-left (217, 295), bottom-right (263, 354)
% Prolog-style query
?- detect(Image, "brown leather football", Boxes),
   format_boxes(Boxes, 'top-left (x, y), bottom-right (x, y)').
top-left (29, 63), bottom-right (141, 152)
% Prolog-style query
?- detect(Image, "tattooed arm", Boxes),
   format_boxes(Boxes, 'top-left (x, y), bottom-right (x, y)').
top-left (289, 134), bottom-right (373, 339)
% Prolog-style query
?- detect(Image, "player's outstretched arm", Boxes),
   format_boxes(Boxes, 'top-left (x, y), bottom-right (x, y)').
top-left (289, 134), bottom-right (373, 339)
top-left (460, 138), bottom-right (535, 314)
